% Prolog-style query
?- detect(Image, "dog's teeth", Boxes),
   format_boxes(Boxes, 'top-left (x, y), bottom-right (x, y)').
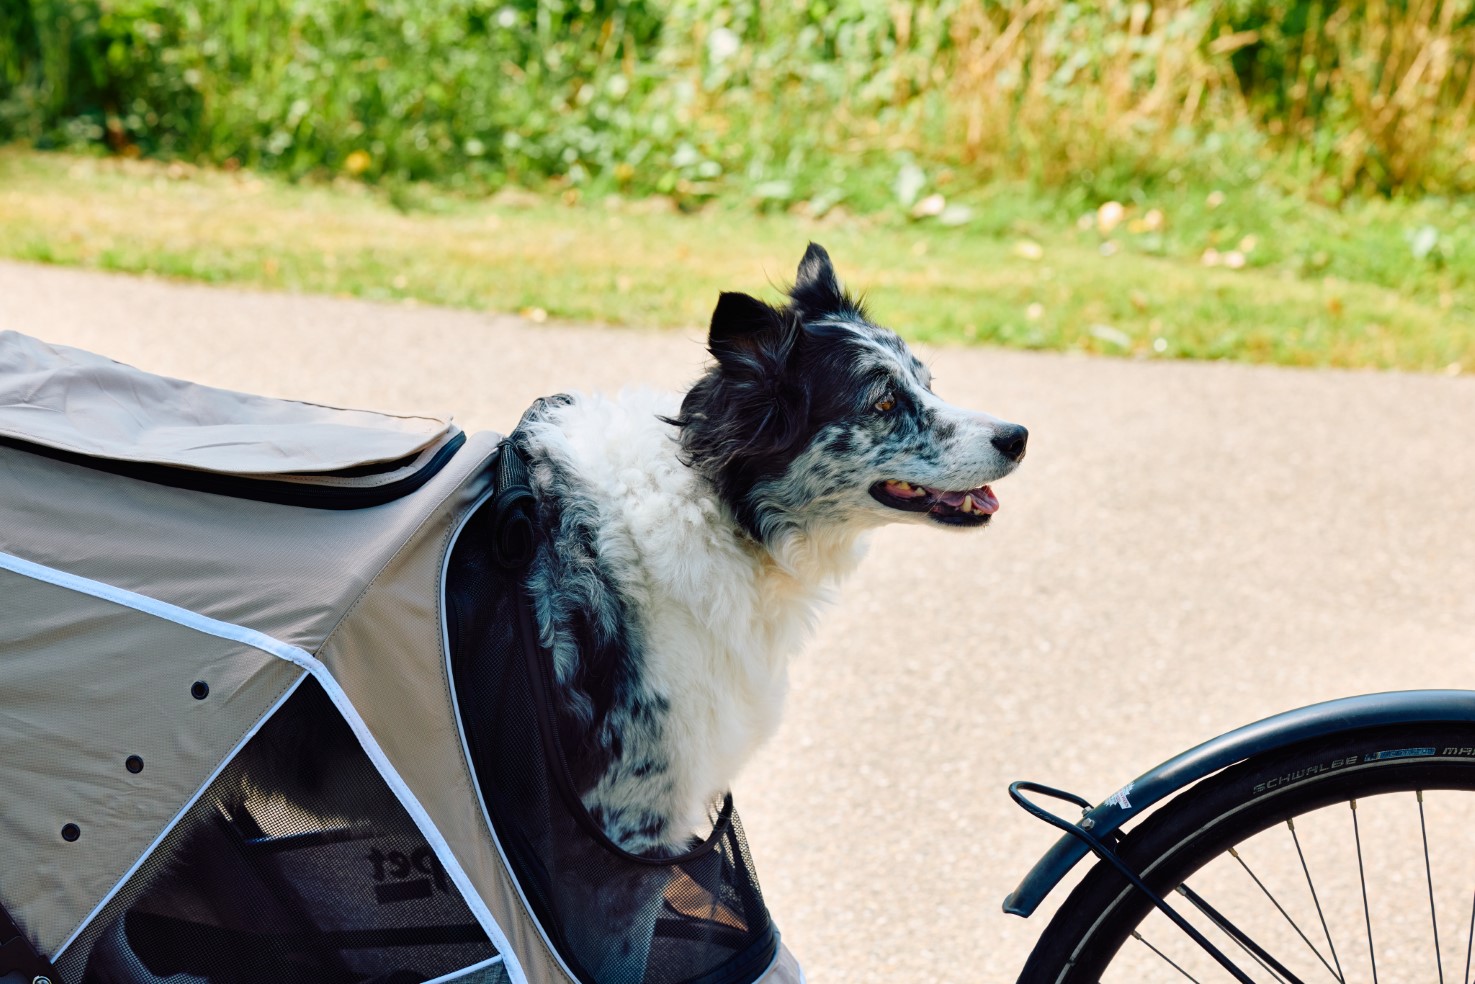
top-left (961, 494), bottom-right (975, 514)
top-left (894, 481), bottom-right (912, 492)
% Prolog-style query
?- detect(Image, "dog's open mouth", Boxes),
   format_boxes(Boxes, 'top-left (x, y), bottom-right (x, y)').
top-left (869, 479), bottom-right (1000, 527)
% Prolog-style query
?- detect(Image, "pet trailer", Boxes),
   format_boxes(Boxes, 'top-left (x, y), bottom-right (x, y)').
top-left (0, 330), bottom-right (801, 984)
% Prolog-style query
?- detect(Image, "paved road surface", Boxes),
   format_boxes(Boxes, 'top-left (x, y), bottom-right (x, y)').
top-left (3, 260), bottom-right (1473, 981)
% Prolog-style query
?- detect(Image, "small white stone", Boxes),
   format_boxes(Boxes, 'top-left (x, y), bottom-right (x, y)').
top-left (1097, 200), bottom-right (1125, 234)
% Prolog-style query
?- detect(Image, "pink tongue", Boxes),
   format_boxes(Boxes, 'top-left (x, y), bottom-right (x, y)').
top-left (934, 486), bottom-right (1000, 514)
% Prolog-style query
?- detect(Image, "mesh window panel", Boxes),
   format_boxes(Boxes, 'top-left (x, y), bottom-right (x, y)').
top-left (448, 476), bottom-right (778, 984)
top-left (55, 677), bottom-right (506, 984)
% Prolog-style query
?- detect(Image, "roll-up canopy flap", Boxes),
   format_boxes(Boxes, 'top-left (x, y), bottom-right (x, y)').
top-left (0, 330), bottom-right (461, 506)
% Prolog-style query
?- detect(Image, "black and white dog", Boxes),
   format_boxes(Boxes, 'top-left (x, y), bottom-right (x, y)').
top-left (512, 243), bottom-right (1027, 857)
top-left (84, 244), bottom-right (1025, 984)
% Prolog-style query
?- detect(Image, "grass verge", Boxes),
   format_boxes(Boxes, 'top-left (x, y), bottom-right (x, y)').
top-left (1, 148), bottom-right (1470, 373)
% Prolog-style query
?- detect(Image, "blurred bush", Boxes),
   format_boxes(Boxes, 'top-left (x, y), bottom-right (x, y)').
top-left (0, 0), bottom-right (666, 184)
top-left (1, 0), bottom-right (1472, 201)
top-left (1215, 0), bottom-right (1475, 196)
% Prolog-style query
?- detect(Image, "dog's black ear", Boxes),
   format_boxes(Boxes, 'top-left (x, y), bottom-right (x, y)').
top-left (789, 242), bottom-right (853, 317)
top-left (677, 289), bottom-right (812, 540)
top-left (708, 291), bottom-right (799, 372)
top-left (709, 291), bottom-right (778, 352)
top-left (796, 242), bottom-right (837, 292)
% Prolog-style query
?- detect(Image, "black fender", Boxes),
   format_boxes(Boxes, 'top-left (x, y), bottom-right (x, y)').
top-left (1004, 689), bottom-right (1475, 918)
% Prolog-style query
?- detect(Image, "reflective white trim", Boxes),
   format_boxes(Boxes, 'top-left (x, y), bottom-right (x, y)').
top-left (0, 549), bottom-right (315, 671)
top-left (52, 672), bottom-right (309, 958)
top-left (0, 549), bottom-right (526, 983)
top-left (306, 640), bottom-right (527, 983)
top-left (441, 490), bottom-right (586, 984)
top-left (422, 953), bottom-right (507, 984)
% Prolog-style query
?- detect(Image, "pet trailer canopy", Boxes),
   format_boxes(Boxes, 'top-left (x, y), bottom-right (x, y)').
top-left (0, 330), bottom-right (801, 984)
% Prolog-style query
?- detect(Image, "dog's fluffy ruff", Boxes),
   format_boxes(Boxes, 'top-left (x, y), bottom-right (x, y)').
top-left (516, 389), bottom-right (861, 853)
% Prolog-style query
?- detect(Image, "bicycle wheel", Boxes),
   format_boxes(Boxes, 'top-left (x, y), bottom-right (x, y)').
top-left (1019, 723), bottom-right (1475, 983)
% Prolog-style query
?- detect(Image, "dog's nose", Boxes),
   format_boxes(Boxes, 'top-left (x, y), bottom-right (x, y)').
top-left (990, 424), bottom-right (1028, 462)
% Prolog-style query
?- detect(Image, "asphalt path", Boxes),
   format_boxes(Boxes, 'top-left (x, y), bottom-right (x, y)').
top-left (3, 260), bottom-right (1473, 982)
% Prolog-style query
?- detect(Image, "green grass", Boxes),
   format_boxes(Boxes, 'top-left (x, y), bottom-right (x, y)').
top-left (1, 148), bottom-right (1471, 373)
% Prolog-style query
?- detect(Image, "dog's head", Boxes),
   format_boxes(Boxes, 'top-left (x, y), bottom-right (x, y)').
top-left (671, 243), bottom-right (1027, 545)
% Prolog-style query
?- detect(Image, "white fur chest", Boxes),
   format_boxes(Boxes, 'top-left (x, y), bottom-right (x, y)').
top-left (539, 390), bottom-right (856, 834)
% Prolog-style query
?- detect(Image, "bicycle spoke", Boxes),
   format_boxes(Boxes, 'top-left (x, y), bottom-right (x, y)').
top-left (1177, 883), bottom-right (1307, 984)
top-left (1132, 930), bottom-right (1206, 983)
top-left (1417, 791), bottom-right (1446, 984)
top-left (1284, 820), bottom-right (1346, 982)
top-left (1228, 837), bottom-right (1342, 981)
top-left (1351, 799), bottom-right (1378, 984)
top-left (1463, 890), bottom-right (1474, 984)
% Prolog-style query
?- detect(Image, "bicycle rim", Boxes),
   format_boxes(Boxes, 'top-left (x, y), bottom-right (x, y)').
top-left (1020, 724), bottom-right (1475, 983)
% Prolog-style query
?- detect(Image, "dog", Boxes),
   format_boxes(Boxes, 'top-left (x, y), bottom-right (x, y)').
top-left (81, 243), bottom-right (1025, 984)
top-left (512, 242), bottom-right (1028, 859)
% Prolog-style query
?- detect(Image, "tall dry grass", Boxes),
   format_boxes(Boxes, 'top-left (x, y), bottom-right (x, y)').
top-left (1284, 0), bottom-right (1475, 194)
top-left (941, 0), bottom-right (1249, 188)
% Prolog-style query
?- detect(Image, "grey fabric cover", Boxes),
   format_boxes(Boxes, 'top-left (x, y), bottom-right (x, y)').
top-left (0, 330), bottom-right (554, 980)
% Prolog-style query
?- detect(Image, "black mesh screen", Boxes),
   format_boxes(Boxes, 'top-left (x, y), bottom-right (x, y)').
top-left (447, 449), bottom-right (778, 984)
top-left (56, 677), bottom-right (506, 984)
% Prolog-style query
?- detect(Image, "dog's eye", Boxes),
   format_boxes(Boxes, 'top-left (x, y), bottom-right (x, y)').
top-left (874, 394), bottom-right (896, 413)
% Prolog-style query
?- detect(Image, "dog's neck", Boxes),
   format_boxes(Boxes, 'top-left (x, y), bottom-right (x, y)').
top-left (750, 523), bottom-right (869, 587)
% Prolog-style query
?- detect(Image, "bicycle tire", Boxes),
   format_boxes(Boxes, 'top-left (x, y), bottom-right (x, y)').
top-left (1019, 722), bottom-right (1475, 982)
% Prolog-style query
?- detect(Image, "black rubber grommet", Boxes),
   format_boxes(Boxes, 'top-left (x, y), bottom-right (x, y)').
top-left (191, 681), bottom-right (209, 700)
top-left (61, 823), bottom-right (80, 842)
top-left (125, 755), bottom-right (144, 774)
